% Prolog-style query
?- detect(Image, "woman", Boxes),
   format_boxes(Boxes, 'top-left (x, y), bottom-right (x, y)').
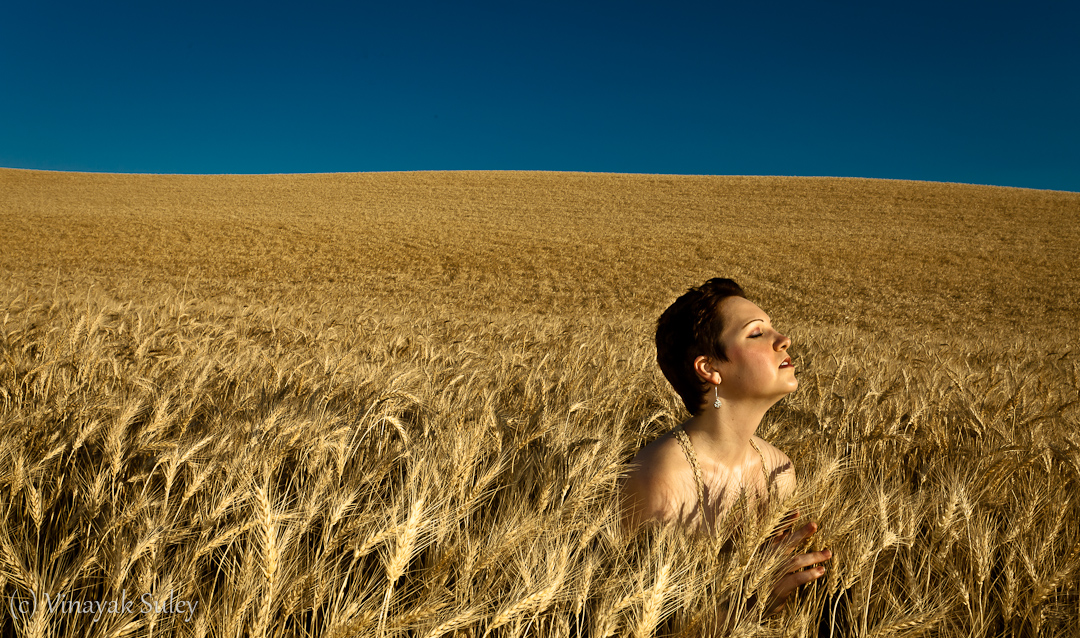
top-left (621, 278), bottom-right (832, 617)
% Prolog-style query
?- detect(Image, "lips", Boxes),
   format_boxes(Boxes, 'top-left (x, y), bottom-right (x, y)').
top-left (779, 356), bottom-right (792, 368)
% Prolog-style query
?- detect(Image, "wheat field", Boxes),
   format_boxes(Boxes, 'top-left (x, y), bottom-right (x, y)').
top-left (1, 168), bottom-right (1078, 637)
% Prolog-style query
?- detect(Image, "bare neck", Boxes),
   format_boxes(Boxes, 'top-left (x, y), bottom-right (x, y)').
top-left (681, 400), bottom-right (770, 470)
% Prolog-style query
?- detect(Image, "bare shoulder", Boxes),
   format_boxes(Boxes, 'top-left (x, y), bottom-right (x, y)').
top-left (621, 433), bottom-right (698, 532)
top-left (752, 435), bottom-right (797, 500)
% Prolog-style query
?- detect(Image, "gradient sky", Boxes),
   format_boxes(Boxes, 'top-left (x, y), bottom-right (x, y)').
top-left (2, 0), bottom-right (1077, 191)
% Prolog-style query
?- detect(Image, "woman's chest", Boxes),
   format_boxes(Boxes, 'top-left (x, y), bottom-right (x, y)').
top-left (692, 469), bottom-right (772, 532)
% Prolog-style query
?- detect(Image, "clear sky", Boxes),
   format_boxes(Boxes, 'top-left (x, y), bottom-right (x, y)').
top-left (2, 0), bottom-right (1077, 191)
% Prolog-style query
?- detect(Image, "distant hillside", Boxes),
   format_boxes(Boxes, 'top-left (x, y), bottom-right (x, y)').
top-left (2, 169), bottom-right (1077, 350)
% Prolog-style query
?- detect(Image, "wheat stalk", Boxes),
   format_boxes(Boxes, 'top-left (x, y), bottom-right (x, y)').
top-left (250, 473), bottom-right (278, 638)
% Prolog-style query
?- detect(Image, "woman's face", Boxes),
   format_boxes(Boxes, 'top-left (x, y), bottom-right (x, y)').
top-left (711, 296), bottom-right (798, 402)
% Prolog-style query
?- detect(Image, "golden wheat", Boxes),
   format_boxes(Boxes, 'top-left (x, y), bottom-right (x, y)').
top-left (0, 170), bottom-right (1078, 636)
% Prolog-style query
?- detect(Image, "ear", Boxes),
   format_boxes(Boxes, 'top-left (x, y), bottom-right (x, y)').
top-left (693, 355), bottom-right (721, 386)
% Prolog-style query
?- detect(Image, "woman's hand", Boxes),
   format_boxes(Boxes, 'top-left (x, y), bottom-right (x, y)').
top-left (763, 510), bottom-right (832, 616)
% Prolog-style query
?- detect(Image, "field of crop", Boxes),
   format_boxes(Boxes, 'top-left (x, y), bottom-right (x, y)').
top-left (1, 169), bottom-right (1078, 636)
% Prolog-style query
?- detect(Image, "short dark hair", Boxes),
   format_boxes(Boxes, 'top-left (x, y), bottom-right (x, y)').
top-left (655, 278), bottom-right (747, 414)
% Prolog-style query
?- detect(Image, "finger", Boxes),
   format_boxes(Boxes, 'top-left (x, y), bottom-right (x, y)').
top-left (774, 564), bottom-right (827, 598)
top-left (785, 549), bottom-right (832, 574)
top-left (796, 521), bottom-right (817, 540)
top-left (769, 527), bottom-right (792, 546)
top-left (769, 519), bottom-right (796, 541)
top-left (793, 565), bottom-right (827, 589)
top-left (770, 509), bottom-right (800, 538)
top-left (783, 521), bottom-right (818, 550)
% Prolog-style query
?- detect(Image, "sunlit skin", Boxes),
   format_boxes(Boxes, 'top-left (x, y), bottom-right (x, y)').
top-left (621, 296), bottom-right (832, 616)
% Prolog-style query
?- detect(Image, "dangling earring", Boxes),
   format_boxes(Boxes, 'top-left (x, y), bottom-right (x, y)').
top-left (713, 386), bottom-right (722, 409)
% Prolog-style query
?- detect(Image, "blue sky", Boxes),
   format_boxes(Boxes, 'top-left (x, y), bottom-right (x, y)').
top-left (2, 0), bottom-right (1077, 191)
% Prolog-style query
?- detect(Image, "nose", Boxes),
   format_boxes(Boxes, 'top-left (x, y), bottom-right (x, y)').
top-left (778, 332), bottom-right (791, 350)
